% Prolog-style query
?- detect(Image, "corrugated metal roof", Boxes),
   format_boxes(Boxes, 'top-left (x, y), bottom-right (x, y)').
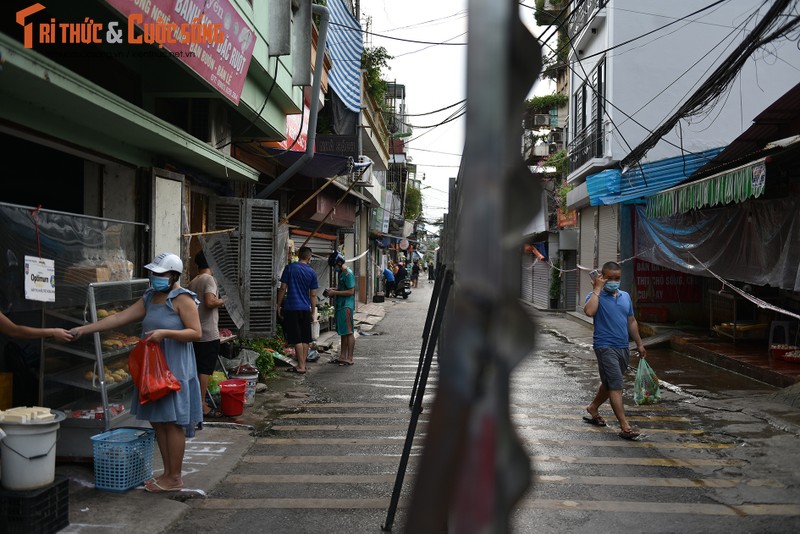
top-left (587, 147), bottom-right (724, 206)
top-left (693, 82), bottom-right (800, 176)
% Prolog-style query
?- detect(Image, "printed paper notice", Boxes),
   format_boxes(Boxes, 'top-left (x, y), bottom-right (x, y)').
top-left (24, 256), bottom-right (55, 302)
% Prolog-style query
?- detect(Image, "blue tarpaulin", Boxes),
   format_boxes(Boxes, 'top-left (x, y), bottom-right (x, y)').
top-left (327, 0), bottom-right (363, 113)
top-left (587, 147), bottom-right (724, 206)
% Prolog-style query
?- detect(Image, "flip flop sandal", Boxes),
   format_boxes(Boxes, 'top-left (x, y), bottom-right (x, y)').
top-left (338, 361), bottom-right (354, 366)
top-left (285, 367), bottom-right (307, 374)
top-left (582, 415), bottom-right (607, 427)
top-left (618, 429), bottom-right (641, 440)
top-left (327, 359), bottom-right (342, 364)
top-left (203, 408), bottom-right (225, 418)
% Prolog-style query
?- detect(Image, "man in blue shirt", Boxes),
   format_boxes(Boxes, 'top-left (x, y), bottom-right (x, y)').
top-left (276, 246), bottom-right (318, 374)
top-left (383, 264), bottom-right (395, 297)
top-left (583, 261), bottom-right (647, 440)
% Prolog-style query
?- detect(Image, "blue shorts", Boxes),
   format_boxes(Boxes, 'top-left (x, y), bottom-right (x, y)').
top-left (594, 347), bottom-right (630, 390)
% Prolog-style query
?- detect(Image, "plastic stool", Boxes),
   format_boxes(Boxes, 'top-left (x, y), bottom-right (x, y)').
top-left (769, 321), bottom-right (797, 346)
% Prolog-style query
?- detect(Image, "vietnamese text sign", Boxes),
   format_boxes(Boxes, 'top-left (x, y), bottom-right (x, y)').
top-left (24, 256), bottom-right (55, 302)
top-left (105, 0), bottom-right (254, 104)
top-left (634, 259), bottom-right (701, 303)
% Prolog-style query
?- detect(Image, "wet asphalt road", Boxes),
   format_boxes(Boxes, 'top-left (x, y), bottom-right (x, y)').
top-left (169, 281), bottom-right (800, 533)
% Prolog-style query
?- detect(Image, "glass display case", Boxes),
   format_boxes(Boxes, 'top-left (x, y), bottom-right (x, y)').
top-left (40, 279), bottom-right (150, 460)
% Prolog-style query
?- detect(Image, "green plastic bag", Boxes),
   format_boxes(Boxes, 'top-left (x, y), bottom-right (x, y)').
top-left (634, 358), bottom-right (661, 405)
top-left (207, 371), bottom-right (227, 395)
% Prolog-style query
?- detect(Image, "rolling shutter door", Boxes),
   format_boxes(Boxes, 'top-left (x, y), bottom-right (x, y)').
top-left (532, 260), bottom-right (550, 309)
top-left (521, 255), bottom-right (534, 302)
top-left (578, 207), bottom-right (596, 311)
top-left (564, 250), bottom-right (577, 309)
top-left (597, 205), bottom-right (619, 267)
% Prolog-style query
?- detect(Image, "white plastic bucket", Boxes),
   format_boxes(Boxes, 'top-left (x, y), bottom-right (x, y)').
top-left (311, 320), bottom-right (320, 340)
top-left (0, 410), bottom-right (65, 490)
top-left (230, 372), bottom-right (258, 406)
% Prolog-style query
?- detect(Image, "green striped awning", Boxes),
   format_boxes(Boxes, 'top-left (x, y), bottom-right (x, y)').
top-left (645, 159), bottom-right (766, 218)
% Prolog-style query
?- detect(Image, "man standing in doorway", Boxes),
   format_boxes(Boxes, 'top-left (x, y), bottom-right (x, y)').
top-left (583, 261), bottom-right (647, 440)
top-left (326, 252), bottom-right (356, 366)
top-left (276, 246), bottom-right (318, 374)
top-left (188, 251), bottom-right (226, 418)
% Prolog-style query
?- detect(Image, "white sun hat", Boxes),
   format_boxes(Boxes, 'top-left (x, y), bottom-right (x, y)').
top-left (145, 252), bottom-right (183, 274)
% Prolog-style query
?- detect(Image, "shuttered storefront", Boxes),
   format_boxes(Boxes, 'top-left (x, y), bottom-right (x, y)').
top-left (597, 204), bottom-right (619, 267)
top-left (521, 254), bottom-right (534, 303)
top-left (578, 207), bottom-right (596, 310)
top-left (532, 259), bottom-right (550, 309)
top-left (563, 250), bottom-right (578, 310)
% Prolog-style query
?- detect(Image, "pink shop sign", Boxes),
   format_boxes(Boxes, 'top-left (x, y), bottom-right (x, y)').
top-left (105, 0), bottom-right (254, 105)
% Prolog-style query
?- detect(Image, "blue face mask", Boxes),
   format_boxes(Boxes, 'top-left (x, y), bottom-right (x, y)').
top-left (149, 275), bottom-right (171, 292)
top-left (604, 281), bottom-right (620, 293)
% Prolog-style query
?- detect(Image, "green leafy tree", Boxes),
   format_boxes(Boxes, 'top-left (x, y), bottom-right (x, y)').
top-left (404, 187), bottom-right (422, 221)
top-left (362, 46), bottom-right (392, 105)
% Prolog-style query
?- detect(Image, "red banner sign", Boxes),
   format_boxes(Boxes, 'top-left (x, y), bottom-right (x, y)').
top-left (557, 208), bottom-right (577, 228)
top-left (105, 0), bottom-right (254, 105)
top-left (634, 259), bottom-right (702, 303)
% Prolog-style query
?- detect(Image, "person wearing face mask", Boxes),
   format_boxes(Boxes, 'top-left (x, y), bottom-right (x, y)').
top-left (70, 252), bottom-right (202, 492)
top-left (582, 261), bottom-right (647, 440)
top-left (325, 252), bottom-right (356, 366)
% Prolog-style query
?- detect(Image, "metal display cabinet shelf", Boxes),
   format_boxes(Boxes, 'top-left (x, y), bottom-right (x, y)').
top-left (40, 278), bottom-right (150, 461)
top-left (708, 289), bottom-right (765, 344)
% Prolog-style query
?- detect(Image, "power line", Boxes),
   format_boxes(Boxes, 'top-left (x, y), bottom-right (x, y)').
top-left (329, 21), bottom-right (466, 46)
top-left (622, 0), bottom-right (800, 168)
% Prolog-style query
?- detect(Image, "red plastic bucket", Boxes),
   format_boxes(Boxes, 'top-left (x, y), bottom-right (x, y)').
top-left (219, 379), bottom-right (246, 416)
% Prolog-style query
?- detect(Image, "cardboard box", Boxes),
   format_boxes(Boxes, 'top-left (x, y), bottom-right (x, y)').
top-left (64, 266), bottom-right (112, 284)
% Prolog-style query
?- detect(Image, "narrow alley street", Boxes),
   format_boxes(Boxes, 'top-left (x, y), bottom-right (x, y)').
top-left (164, 283), bottom-right (800, 534)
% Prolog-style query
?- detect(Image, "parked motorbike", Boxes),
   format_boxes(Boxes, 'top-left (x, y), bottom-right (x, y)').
top-left (392, 278), bottom-right (412, 299)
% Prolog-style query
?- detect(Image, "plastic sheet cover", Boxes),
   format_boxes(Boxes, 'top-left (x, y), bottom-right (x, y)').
top-left (0, 203), bottom-right (143, 314)
top-left (635, 198), bottom-right (800, 291)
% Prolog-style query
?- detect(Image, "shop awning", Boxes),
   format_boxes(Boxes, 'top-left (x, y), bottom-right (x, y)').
top-left (645, 159), bottom-right (766, 218)
top-left (260, 147), bottom-right (352, 179)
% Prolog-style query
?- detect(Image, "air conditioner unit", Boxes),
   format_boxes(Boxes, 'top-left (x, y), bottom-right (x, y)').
top-left (350, 156), bottom-right (374, 187)
top-left (550, 131), bottom-right (563, 143)
top-left (533, 114), bottom-right (550, 126)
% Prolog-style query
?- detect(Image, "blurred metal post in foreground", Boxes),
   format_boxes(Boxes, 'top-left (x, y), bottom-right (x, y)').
top-left (404, 0), bottom-right (543, 531)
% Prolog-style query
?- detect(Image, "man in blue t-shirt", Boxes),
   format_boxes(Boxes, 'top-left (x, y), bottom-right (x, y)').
top-left (583, 261), bottom-right (647, 440)
top-left (325, 253), bottom-right (356, 366)
top-left (276, 246), bottom-right (318, 374)
top-left (383, 265), bottom-right (395, 297)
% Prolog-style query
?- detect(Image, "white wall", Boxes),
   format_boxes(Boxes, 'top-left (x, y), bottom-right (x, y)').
top-left (571, 0), bottom-right (800, 164)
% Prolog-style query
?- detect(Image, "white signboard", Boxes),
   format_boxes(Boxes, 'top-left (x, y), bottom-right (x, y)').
top-left (24, 256), bottom-right (55, 302)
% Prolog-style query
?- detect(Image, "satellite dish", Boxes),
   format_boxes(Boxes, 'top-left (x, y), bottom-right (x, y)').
top-left (399, 239), bottom-right (409, 250)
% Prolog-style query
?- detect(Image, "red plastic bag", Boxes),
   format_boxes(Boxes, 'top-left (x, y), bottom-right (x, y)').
top-left (128, 339), bottom-right (181, 405)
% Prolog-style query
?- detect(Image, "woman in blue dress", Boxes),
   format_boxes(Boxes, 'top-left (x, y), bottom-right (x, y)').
top-left (71, 252), bottom-right (202, 493)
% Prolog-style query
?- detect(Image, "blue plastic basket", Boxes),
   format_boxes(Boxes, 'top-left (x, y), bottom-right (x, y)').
top-left (90, 427), bottom-right (154, 493)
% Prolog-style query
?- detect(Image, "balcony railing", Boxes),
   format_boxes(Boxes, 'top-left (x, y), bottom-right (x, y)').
top-left (568, 124), bottom-right (603, 174)
top-left (568, 0), bottom-right (607, 41)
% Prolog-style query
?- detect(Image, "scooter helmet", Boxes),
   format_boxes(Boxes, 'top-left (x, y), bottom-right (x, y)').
top-left (327, 251), bottom-right (346, 267)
